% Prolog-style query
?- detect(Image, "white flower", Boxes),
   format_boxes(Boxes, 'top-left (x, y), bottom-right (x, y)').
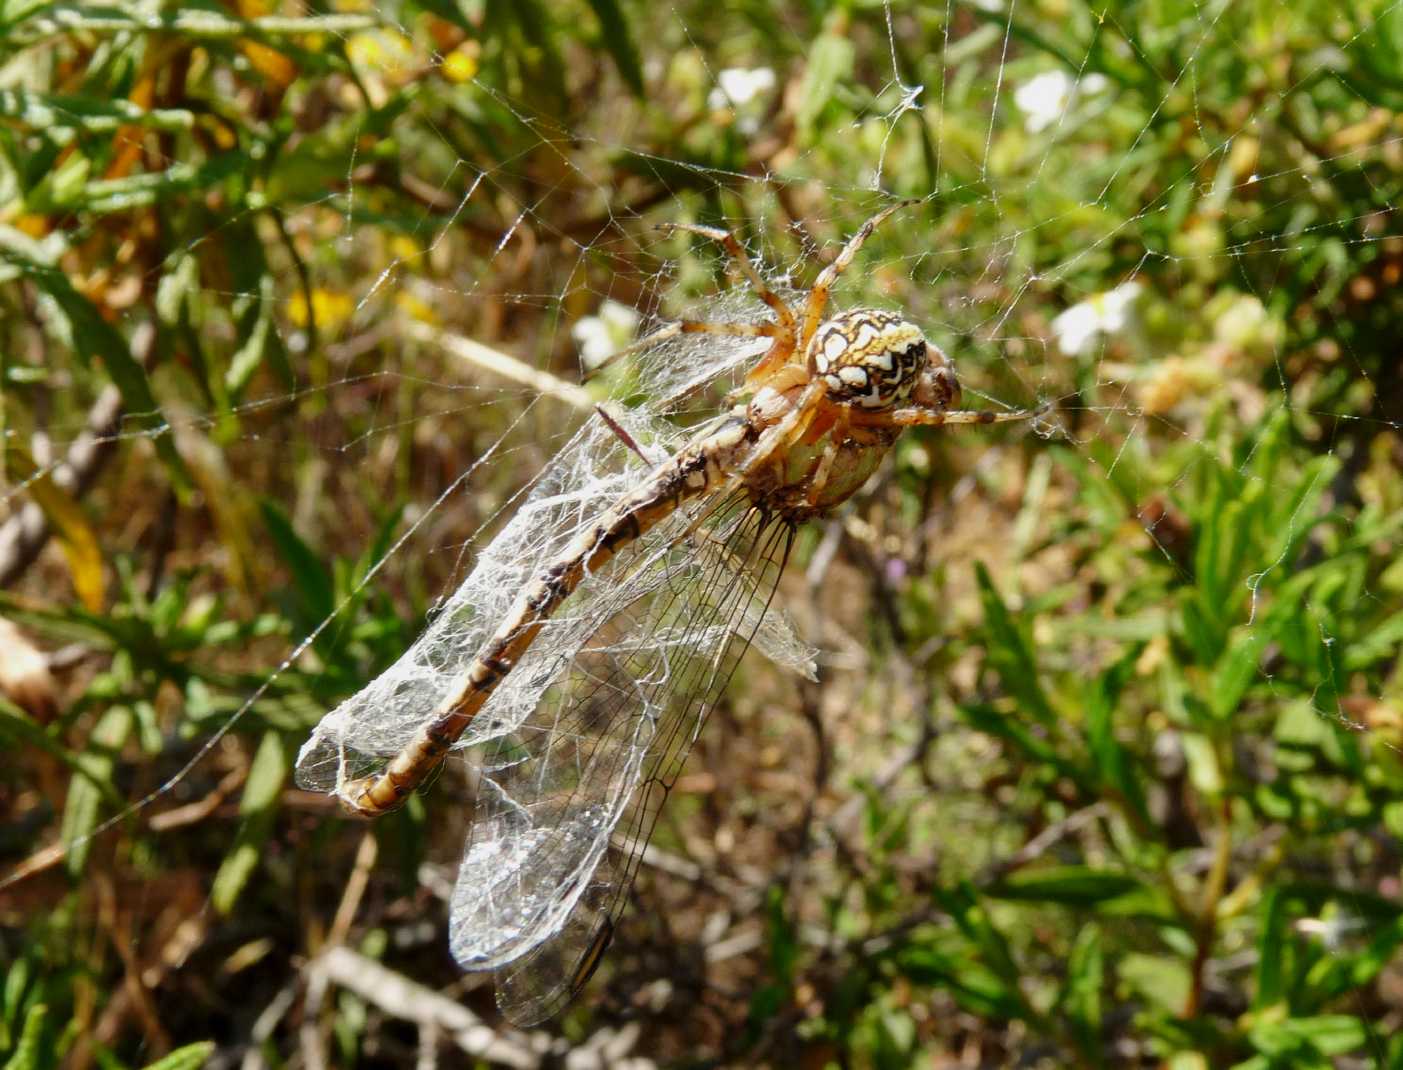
top-left (1014, 69), bottom-right (1109, 133)
top-left (1212, 293), bottom-right (1271, 349)
top-left (1051, 281), bottom-right (1142, 356)
top-left (572, 300), bottom-right (640, 370)
top-left (708, 67), bottom-right (777, 111)
top-left (708, 68), bottom-right (777, 135)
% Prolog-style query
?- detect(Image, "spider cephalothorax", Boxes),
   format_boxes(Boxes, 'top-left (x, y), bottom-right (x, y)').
top-left (808, 309), bottom-right (928, 410)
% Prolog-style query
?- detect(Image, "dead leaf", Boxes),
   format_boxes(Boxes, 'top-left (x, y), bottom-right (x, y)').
top-left (0, 618), bottom-right (58, 721)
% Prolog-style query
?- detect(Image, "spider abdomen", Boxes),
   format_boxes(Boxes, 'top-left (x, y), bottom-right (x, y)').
top-left (809, 308), bottom-right (928, 410)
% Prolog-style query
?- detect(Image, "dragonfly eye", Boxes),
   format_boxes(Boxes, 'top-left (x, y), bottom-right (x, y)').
top-left (810, 308), bottom-right (929, 410)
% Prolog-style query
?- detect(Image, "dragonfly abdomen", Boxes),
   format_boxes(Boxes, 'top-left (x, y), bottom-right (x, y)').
top-left (339, 416), bottom-right (754, 817)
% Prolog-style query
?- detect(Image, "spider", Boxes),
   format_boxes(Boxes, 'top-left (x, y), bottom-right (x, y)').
top-left (605, 200), bottom-right (1036, 517)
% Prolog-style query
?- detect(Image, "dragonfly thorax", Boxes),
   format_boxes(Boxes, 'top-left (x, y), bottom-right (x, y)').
top-left (809, 308), bottom-right (939, 410)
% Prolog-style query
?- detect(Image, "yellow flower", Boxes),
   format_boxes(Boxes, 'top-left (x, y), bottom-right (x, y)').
top-left (387, 235), bottom-right (421, 263)
top-left (346, 30), bottom-right (416, 77)
top-left (442, 43), bottom-right (480, 84)
top-left (286, 287), bottom-right (355, 332)
top-left (394, 291), bottom-right (438, 324)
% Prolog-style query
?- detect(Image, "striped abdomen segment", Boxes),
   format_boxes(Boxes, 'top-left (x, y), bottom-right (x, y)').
top-left (340, 418), bottom-right (748, 817)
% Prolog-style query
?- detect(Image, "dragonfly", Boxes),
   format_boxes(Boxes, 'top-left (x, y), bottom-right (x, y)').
top-left (295, 201), bottom-right (1043, 1026)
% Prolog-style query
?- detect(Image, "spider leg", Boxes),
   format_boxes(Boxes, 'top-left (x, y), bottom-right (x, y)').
top-left (657, 222), bottom-right (804, 388)
top-left (851, 402), bottom-right (1047, 428)
top-left (804, 409), bottom-right (849, 507)
top-left (738, 380), bottom-right (826, 479)
top-left (798, 200), bottom-right (917, 352)
top-left (657, 222), bottom-right (797, 336)
top-left (583, 319), bottom-right (778, 380)
top-left (679, 320), bottom-right (777, 338)
top-left (846, 424), bottom-right (890, 446)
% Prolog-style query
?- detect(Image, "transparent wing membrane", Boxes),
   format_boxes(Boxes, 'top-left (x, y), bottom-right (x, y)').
top-left (449, 502), bottom-right (794, 1025)
top-left (293, 322), bottom-right (796, 796)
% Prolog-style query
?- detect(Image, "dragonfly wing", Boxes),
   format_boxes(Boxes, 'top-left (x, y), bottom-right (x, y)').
top-left (490, 856), bottom-right (621, 1027)
top-left (444, 500), bottom-right (795, 1025)
top-left (293, 408), bottom-right (695, 793)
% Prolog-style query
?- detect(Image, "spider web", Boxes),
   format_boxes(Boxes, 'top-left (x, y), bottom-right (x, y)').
top-left (2, 0), bottom-right (1402, 1062)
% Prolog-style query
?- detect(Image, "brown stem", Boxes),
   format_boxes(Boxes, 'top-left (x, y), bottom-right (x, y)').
top-left (1184, 794), bottom-right (1233, 1018)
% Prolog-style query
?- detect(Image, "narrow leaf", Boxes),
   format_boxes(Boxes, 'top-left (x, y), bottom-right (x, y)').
top-left (6, 449), bottom-right (104, 612)
top-left (259, 501), bottom-right (334, 628)
top-left (210, 730), bottom-right (289, 915)
top-left (1064, 924), bottom-right (1104, 1064)
top-left (0, 1003), bottom-right (48, 1070)
top-left (1248, 1015), bottom-right (1367, 1058)
top-left (1253, 886), bottom-right (1289, 1009)
top-left (0, 225), bottom-right (188, 489)
top-left (138, 1041), bottom-right (216, 1070)
top-left (795, 13), bottom-right (854, 140)
top-left (974, 563), bottom-right (1056, 726)
top-left (586, 0), bottom-right (643, 96)
top-left (1085, 649), bottom-right (1150, 825)
top-left (985, 866), bottom-right (1144, 906)
top-left (60, 705), bottom-right (133, 876)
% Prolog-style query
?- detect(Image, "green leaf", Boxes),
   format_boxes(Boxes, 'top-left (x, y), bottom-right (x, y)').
top-left (1085, 649), bottom-right (1149, 825)
top-left (795, 12), bottom-right (854, 141)
top-left (0, 0), bottom-right (51, 30)
top-left (1254, 886), bottom-right (1290, 1010)
top-left (262, 109), bottom-right (369, 206)
top-left (893, 938), bottom-right (1027, 1020)
top-left (210, 730), bottom-right (289, 915)
top-left (1179, 732), bottom-right (1222, 796)
top-left (260, 501), bottom-right (335, 630)
top-left (0, 89), bottom-right (195, 133)
top-left (60, 705), bottom-right (133, 877)
top-left (1189, 474), bottom-right (1247, 644)
top-left (1248, 1015), bottom-right (1367, 1058)
top-left (227, 270), bottom-right (289, 397)
top-left (0, 1003), bottom-right (48, 1070)
top-left (958, 702), bottom-right (1082, 785)
top-left (1209, 625), bottom-right (1273, 719)
top-left (1343, 608), bottom-right (1403, 670)
top-left (1300, 913), bottom-right (1403, 1004)
top-left (749, 886), bottom-right (798, 1026)
top-left (491, 0), bottom-right (567, 113)
top-left (2, 953), bottom-right (30, 1043)
top-left (985, 866), bottom-right (1144, 906)
top-left (0, 225), bottom-right (189, 490)
top-left (138, 1042), bottom-right (216, 1070)
top-left (49, 154), bottom-right (244, 215)
top-left (1118, 952), bottom-right (1190, 1015)
top-left (935, 883), bottom-right (1021, 988)
top-left (585, 0), bottom-right (643, 96)
top-left (974, 562), bottom-right (1056, 726)
top-left (1063, 924), bottom-right (1104, 1064)
top-left (763, 882), bottom-right (799, 986)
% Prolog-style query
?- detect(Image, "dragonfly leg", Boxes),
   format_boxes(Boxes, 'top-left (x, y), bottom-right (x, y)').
top-left (595, 403), bottom-right (668, 466)
top-left (798, 200), bottom-right (918, 353)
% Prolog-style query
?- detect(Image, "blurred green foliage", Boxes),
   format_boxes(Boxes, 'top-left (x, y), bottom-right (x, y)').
top-left (1, 0), bottom-right (1401, 1067)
